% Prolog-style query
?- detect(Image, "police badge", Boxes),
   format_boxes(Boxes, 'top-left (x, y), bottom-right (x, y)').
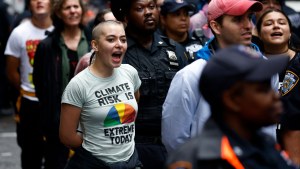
top-left (281, 71), bottom-right (299, 96)
top-left (166, 50), bottom-right (179, 66)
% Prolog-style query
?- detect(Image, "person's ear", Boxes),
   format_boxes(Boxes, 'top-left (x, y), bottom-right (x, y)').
top-left (209, 20), bottom-right (221, 36)
top-left (91, 40), bottom-right (98, 51)
top-left (222, 90), bottom-right (240, 112)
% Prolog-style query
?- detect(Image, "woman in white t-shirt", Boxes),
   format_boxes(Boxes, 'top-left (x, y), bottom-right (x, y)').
top-left (60, 20), bottom-right (142, 169)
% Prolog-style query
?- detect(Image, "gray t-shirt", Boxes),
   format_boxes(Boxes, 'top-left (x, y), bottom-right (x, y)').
top-left (62, 64), bottom-right (141, 163)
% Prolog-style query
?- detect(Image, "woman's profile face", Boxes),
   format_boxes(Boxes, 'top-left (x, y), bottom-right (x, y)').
top-left (59, 0), bottom-right (83, 27)
top-left (259, 11), bottom-right (291, 47)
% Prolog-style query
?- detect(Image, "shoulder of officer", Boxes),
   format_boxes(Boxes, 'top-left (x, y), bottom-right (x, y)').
top-left (159, 34), bottom-right (176, 47)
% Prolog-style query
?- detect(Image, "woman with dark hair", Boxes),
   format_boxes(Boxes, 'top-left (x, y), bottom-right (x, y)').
top-left (257, 9), bottom-right (300, 166)
top-left (33, 0), bottom-right (89, 168)
top-left (252, 0), bottom-right (300, 52)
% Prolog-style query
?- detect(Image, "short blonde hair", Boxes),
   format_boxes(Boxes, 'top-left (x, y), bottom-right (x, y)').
top-left (92, 20), bottom-right (125, 41)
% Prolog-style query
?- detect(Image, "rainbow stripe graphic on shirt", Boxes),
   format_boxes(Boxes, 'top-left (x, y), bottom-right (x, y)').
top-left (104, 103), bottom-right (136, 127)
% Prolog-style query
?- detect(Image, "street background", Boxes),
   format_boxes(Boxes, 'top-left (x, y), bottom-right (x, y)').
top-left (0, 111), bottom-right (20, 169)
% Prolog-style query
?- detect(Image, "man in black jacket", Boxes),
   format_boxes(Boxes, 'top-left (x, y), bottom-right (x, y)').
top-left (111, 0), bottom-right (188, 168)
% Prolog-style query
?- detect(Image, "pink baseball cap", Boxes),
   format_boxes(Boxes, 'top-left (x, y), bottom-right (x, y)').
top-left (207, 0), bottom-right (263, 21)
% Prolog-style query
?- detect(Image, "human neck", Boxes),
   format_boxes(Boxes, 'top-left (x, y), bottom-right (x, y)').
top-left (216, 38), bottom-right (235, 49)
top-left (61, 27), bottom-right (82, 51)
top-left (62, 26), bottom-right (81, 36)
top-left (31, 14), bottom-right (52, 29)
top-left (223, 112), bottom-right (257, 141)
top-left (264, 46), bottom-right (295, 60)
top-left (264, 46), bottom-right (289, 55)
top-left (130, 32), bottom-right (153, 49)
top-left (166, 31), bottom-right (187, 43)
top-left (126, 26), bottom-right (154, 49)
top-left (89, 60), bottom-right (114, 78)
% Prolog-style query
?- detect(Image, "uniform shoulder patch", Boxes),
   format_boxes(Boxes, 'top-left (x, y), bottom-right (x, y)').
top-left (281, 70), bottom-right (299, 96)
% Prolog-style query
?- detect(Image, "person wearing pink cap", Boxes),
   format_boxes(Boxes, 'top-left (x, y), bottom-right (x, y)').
top-left (162, 0), bottom-right (281, 154)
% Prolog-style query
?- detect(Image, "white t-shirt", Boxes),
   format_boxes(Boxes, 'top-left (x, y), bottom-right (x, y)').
top-left (5, 20), bottom-right (54, 101)
top-left (62, 64), bottom-right (141, 163)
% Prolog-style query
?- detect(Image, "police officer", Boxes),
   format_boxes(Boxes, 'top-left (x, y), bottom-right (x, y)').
top-left (167, 45), bottom-right (297, 169)
top-left (159, 0), bottom-right (205, 63)
top-left (111, 0), bottom-right (188, 168)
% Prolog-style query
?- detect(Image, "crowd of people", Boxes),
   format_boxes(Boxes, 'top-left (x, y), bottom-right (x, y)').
top-left (1, 0), bottom-right (300, 168)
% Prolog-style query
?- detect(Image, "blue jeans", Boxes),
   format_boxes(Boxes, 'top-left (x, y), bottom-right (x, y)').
top-left (64, 146), bottom-right (143, 169)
